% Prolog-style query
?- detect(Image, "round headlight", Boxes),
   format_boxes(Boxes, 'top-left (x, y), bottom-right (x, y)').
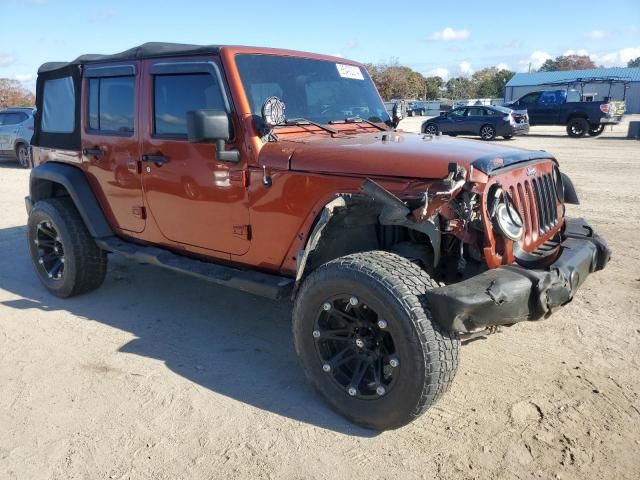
top-left (490, 187), bottom-right (524, 241)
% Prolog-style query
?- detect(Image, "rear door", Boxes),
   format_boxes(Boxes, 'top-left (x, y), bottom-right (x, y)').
top-left (464, 107), bottom-right (485, 134)
top-left (139, 57), bottom-right (250, 255)
top-left (535, 90), bottom-right (563, 124)
top-left (82, 63), bottom-right (145, 233)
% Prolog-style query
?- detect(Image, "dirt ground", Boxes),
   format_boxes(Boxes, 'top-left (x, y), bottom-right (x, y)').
top-left (1, 117), bottom-right (639, 480)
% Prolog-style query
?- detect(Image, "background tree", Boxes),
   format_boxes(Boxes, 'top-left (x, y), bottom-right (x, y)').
top-left (446, 77), bottom-right (476, 100)
top-left (538, 55), bottom-right (595, 72)
top-left (471, 68), bottom-right (515, 98)
top-left (0, 79), bottom-right (35, 109)
top-left (424, 76), bottom-right (444, 100)
top-left (628, 57), bottom-right (640, 68)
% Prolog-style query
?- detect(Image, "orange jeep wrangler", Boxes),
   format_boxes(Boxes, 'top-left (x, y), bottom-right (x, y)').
top-left (27, 43), bottom-right (609, 430)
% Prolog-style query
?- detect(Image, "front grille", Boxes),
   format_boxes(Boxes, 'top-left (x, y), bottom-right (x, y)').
top-left (507, 172), bottom-right (560, 244)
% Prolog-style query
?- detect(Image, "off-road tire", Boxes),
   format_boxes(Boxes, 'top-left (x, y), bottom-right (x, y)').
top-left (566, 117), bottom-right (589, 137)
top-left (480, 124), bottom-right (496, 140)
top-left (27, 197), bottom-right (107, 297)
top-left (292, 251), bottom-right (459, 430)
top-left (16, 143), bottom-right (30, 169)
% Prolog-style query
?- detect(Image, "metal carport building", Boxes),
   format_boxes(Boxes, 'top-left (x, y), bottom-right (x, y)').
top-left (505, 67), bottom-right (640, 114)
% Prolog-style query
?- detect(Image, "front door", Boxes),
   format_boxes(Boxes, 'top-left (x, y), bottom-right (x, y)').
top-left (82, 63), bottom-right (145, 233)
top-left (140, 58), bottom-right (250, 255)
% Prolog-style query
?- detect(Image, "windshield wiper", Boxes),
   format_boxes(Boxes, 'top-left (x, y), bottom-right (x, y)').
top-left (284, 118), bottom-right (338, 135)
top-left (330, 117), bottom-right (387, 131)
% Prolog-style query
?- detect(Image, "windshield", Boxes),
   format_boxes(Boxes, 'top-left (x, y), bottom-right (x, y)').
top-left (235, 54), bottom-right (391, 125)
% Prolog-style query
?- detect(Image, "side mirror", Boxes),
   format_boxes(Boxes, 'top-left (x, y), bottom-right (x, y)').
top-left (392, 101), bottom-right (406, 127)
top-left (186, 109), bottom-right (240, 163)
top-left (439, 111), bottom-right (447, 117)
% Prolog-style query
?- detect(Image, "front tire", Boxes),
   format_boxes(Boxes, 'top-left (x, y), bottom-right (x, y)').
top-left (588, 124), bottom-right (605, 136)
top-left (567, 118), bottom-right (589, 137)
top-left (423, 123), bottom-right (439, 135)
top-left (292, 251), bottom-right (459, 430)
top-left (27, 197), bottom-right (107, 298)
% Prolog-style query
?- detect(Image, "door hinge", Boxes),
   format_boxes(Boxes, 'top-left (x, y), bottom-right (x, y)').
top-left (233, 224), bottom-right (251, 240)
top-left (132, 206), bottom-right (146, 219)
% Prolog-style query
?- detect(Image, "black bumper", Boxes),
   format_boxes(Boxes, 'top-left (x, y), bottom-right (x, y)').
top-left (426, 218), bottom-right (610, 333)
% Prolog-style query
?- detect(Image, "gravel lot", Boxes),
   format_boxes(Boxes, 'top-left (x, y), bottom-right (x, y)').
top-left (1, 117), bottom-right (639, 480)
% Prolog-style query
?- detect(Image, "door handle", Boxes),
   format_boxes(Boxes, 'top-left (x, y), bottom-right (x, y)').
top-left (141, 154), bottom-right (169, 166)
top-left (83, 147), bottom-right (104, 158)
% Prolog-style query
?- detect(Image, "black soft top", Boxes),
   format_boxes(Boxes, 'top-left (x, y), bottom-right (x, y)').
top-left (38, 42), bottom-right (222, 73)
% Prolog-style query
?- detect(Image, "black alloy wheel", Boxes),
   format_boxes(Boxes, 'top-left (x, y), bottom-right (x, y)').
top-left (293, 251), bottom-right (459, 430)
top-left (27, 197), bottom-right (107, 297)
top-left (567, 118), bottom-right (589, 137)
top-left (34, 220), bottom-right (66, 280)
top-left (588, 124), bottom-right (605, 136)
top-left (312, 294), bottom-right (399, 399)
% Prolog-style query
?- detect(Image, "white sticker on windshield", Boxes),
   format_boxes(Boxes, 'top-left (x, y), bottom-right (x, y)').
top-left (336, 63), bottom-right (364, 80)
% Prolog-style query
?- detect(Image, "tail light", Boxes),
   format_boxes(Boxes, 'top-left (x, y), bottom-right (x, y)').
top-left (600, 104), bottom-right (610, 114)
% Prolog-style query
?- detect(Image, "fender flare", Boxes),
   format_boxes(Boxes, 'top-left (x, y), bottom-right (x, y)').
top-left (29, 162), bottom-right (114, 238)
top-left (560, 172), bottom-right (580, 205)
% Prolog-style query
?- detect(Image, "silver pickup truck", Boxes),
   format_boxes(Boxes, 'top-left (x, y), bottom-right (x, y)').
top-left (0, 107), bottom-right (35, 168)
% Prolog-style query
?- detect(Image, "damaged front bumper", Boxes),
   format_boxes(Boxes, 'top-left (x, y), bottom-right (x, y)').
top-left (426, 218), bottom-right (610, 333)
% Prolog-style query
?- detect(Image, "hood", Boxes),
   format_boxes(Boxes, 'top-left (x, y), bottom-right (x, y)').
top-left (258, 131), bottom-right (553, 179)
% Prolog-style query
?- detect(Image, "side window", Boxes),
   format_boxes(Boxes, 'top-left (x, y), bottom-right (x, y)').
top-left (466, 107), bottom-right (483, 116)
top-left (519, 92), bottom-right (541, 106)
top-left (0, 112), bottom-right (27, 125)
top-left (449, 108), bottom-right (466, 117)
top-left (87, 76), bottom-right (135, 133)
top-left (153, 73), bottom-right (225, 137)
top-left (42, 77), bottom-right (75, 133)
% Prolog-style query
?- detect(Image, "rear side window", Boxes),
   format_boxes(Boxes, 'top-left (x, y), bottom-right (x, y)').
top-left (0, 112), bottom-right (28, 125)
top-left (42, 77), bottom-right (75, 133)
top-left (466, 107), bottom-right (484, 116)
top-left (153, 74), bottom-right (225, 137)
top-left (88, 76), bottom-right (135, 133)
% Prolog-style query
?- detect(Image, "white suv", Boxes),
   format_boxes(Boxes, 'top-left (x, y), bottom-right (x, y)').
top-left (0, 107), bottom-right (35, 168)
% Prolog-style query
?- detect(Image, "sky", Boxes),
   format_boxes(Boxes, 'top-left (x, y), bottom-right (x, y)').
top-left (1, 0), bottom-right (639, 92)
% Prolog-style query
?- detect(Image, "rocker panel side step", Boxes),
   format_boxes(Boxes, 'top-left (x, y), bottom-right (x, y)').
top-left (96, 237), bottom-right (293, 300)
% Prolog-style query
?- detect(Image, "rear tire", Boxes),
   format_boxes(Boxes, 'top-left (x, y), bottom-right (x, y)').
top-left (588, 124), bottom-right (605, 136)
top-left (566, 118), bottom-right (589, 137)
top-left (292, 251), bottom-right (459, 430)
top-left (480, 124), bottom-right (496, 140)
top-left (27, 197), bottom-right (107, 298)
top-left (16, 143), bottom-right (30, 169)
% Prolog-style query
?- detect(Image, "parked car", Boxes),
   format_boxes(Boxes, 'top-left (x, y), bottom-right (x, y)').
top-left (0, 107), bottom-right (35, 168)
top-left (422, 105), bottom-right (529, 140)
top-left (505, 89), bottom-right (625, 137)
top-left (28, 42), bottom-right (609, 430)
top-left (407, 101), bottom-right (428, 116)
